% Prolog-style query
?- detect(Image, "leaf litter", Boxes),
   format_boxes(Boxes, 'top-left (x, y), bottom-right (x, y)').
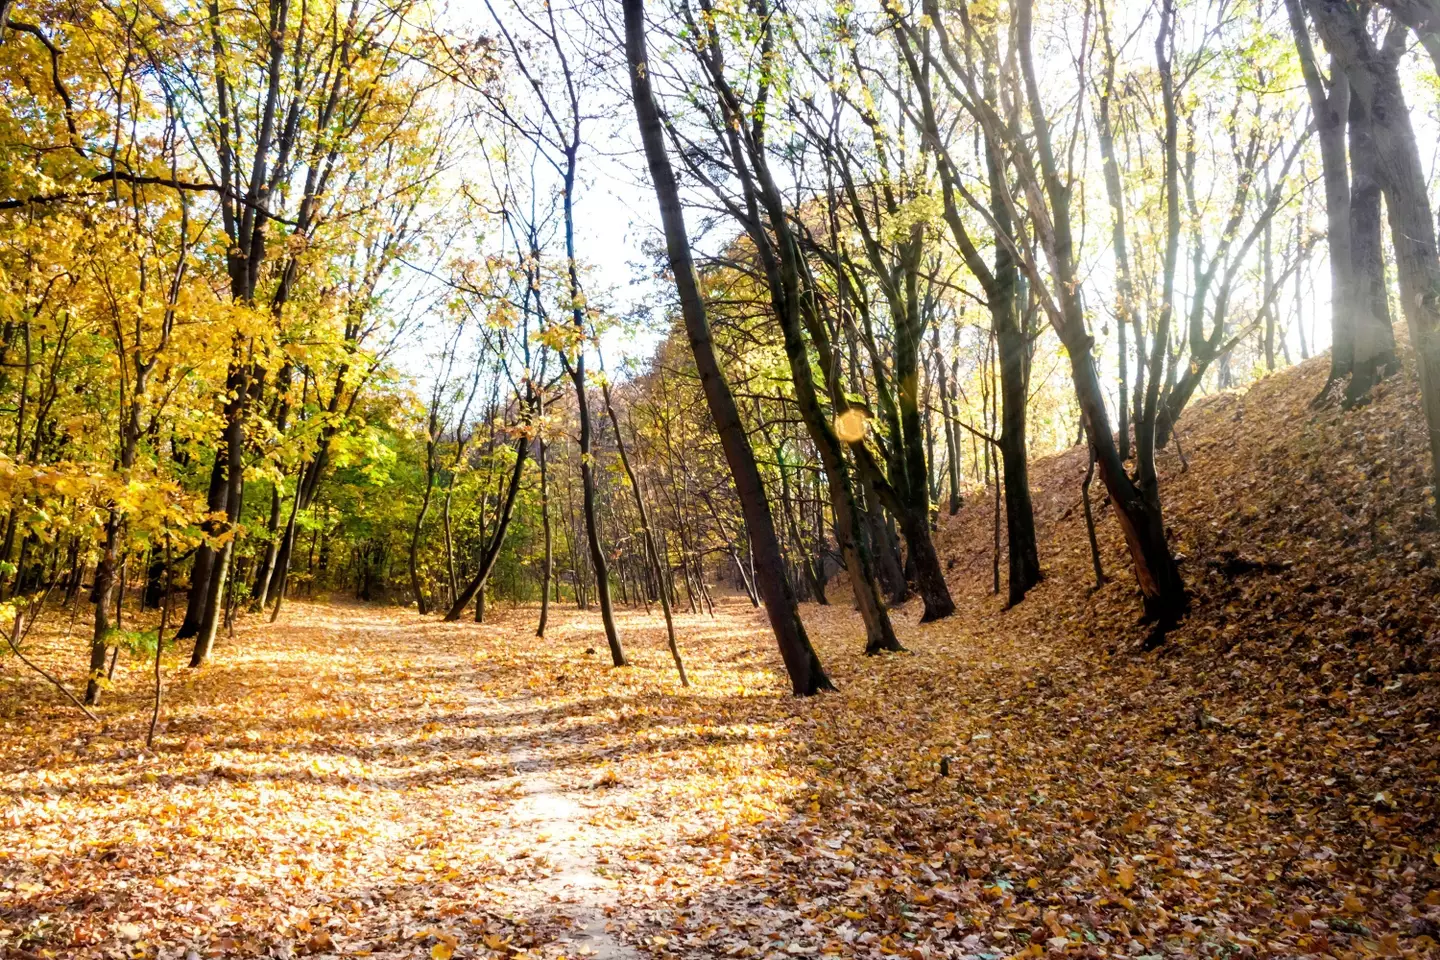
top-left (2, 357), bottom-right (1438, 960)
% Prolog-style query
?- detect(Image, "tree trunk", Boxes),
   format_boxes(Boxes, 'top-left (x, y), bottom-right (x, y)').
top-left (444, 431), bottom-right (533, 621)
top-left (1027, 0), bottom-right (1187, 629)
top-left (442, 483), bottom-right (458, 604)
top-left (604, 382), bottom-right (688, 685)
top-left (1098, 0), bottom-right (1138, 462)
top-left (1309, 0), bottom-right (1440, 506)
top-left (1285, 0), bottom-right (1357, 394)
top-left (191, 363), bottom-right (248, 657)
top-left (623, 0), bottom-right (833, 692)
top-left (177, 453), bottom-right (225, 640)
top-left (410, 470), bottom-right (435, 615)
top-left (860, 472), bottom-right (907, 604)
top-left (189, 540), bottom-right (231, 667)
top-left (987, 116), bottom-right (1043, 608)
top-left (143, 548), bottom-right (165, 610)
top-left (572, 374), bottom-right (625, 664)
top-left (997, 315), bottom-right (1042, 606)
top-left (931, 329), bottom-right (963, 515)
top-left (537, 437), bottom-right (552, 638)
top-left (558, 145), bottom-right (625, 665)
top-left (1343, 78), bottom-right (1399, 404)
top-left (1081, 439), bottom-right (1108, 590)
top-left (891, 265), bottom-right (955, 621)
top-left (251, 484), bottom-right (283, 611)
top-left (84, 516), bottom-right (119, 705)
top-left (895, 19), bottom-right (1038, 605)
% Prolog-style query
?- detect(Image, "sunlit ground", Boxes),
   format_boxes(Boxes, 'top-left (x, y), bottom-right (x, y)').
top-left (3, 567), bottom-right (1438, 958)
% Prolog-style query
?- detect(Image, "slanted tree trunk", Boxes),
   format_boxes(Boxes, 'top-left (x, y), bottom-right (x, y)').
top-left (410, 428), bottom-right (438, 615)
top-left (672, 0), bottom-right (900, 656)
top-left (812, 126), bottom-right (953, 622)
top-left (1123, 0), bottom-right (1188, 630)
top-left (251, 484), bottom-right (283, 611)
top-left (444, 430), bottom-right (534, 621)
top-left (442, 489), bottom-right (458, 606)
top-left (409, 476), bottom-right (434, 615)
top-left (623, 0), bottom-right (833, 692)
top-left (557, 146), bottom-right (625, 665)
top-left (250, 366), bottom-right (294, 609)
top-left (267, 471), bottom-right (305, 623)
top-left (604, 381), bottom-right (687, 685)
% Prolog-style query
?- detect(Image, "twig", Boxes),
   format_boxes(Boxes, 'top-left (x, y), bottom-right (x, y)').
top-left (1081, 440), bottom-right (1109, 590)
top-left (147, 540), bottom-right (173, 748)
top-left (1172, 425), bottom-right (1189, 472)
top-left (4, 600), bottom-right (100, 722)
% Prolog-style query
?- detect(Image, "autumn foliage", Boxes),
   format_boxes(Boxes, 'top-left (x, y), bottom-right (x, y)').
top-left (3, 0), bottom-right (1440, 956)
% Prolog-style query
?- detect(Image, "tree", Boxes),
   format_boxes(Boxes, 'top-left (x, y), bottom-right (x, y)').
top-left (1301, 0), bottom-right (1440, 507)
top-left (623, 0), bottom-right (833, 693)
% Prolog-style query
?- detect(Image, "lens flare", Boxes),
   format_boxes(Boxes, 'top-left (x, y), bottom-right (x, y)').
top-left (834, 408), bottom-right (869, 443)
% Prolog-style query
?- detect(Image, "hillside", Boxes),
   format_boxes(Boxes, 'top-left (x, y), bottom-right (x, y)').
top-left (907, 355), bottom-right (1440, 950)
top-left (938, 355), bottom-right (1439, 666)
top-left (620, 356), bottom-right (1440, 959)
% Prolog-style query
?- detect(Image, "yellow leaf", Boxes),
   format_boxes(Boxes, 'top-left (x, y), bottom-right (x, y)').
top-left (1116, 862), bottom-right (1136, 890)
top-left (430, 943), bottom-right (455, 960)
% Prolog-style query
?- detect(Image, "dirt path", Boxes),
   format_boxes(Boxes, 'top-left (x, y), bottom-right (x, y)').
top-left (497, 704), bottom-right (640, 960)
top-left (1, 600), bottom-right (747, 959)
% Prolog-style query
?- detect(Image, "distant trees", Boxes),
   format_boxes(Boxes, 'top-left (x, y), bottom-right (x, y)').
top-left (1, 0), bottom-right (1437, 708)
top-left (0, 0), bottom-right (454, 699)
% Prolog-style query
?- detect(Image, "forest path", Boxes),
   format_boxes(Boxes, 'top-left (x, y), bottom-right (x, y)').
top-left (491, 695), bottom-right (641, 960)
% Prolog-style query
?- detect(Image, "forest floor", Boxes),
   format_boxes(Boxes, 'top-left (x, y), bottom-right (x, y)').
top-left (4, 356), bottom-right (1440, 960)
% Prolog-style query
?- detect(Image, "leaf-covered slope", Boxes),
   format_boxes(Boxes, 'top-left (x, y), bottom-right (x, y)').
top-left (937, 354), bottom-right (1438, 665)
